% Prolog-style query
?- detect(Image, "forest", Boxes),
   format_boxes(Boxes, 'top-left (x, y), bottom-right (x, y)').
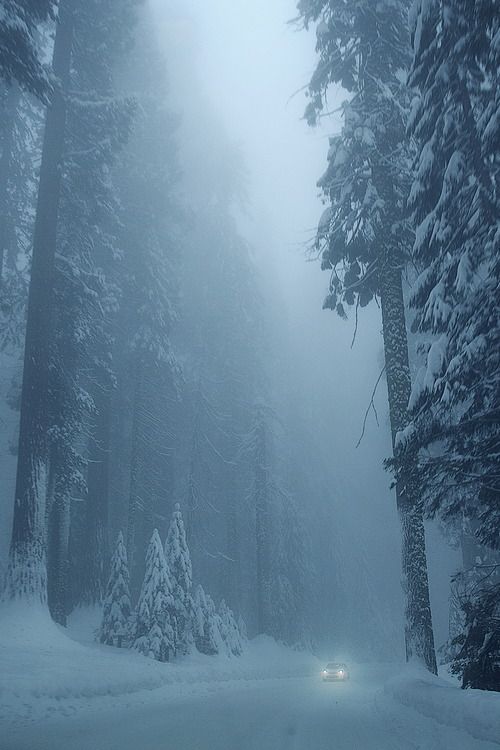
top-left (0, 1), bottom-right (498, 749)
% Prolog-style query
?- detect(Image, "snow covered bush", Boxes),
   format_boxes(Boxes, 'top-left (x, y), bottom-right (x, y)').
top-left (192, 584), bottom-right (223, 656)
top-left (451, 580), bottom-right (500, 692)
top-left (99, 532), bottom-right (132, 647)
top-left (238, 614), bottom-right (248, 641)
top-left (104, 508), bottom-right (247, 663)
top-left (191, 587), bottom-right (244, 658)
top-left (219, 599), bottom-right (243, 656)
top-left (132, 529), bottom-right (175, 662)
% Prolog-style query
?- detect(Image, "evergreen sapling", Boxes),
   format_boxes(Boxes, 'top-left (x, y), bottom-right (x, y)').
top-left (133, 529), bottom-right (174, 662)
top-left (99, 531), bottom-right (131, 647)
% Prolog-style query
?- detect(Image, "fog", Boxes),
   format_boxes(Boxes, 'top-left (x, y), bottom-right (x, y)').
top-left (2, 0), bottom-right (499, 746)
top-left (2, 0), bottom-right (458, 659)
top-left (148, 0), bottom-right (462, 657)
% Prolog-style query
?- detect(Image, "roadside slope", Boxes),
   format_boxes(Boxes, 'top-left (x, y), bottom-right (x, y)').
top-left (0, 603), bottom-right (317, 725)
top-left (384, 666), bottom-right (500, 746)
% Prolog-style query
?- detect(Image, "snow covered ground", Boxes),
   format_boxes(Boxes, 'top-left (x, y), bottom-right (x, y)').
top-left (0, 604), bottom-right (315, 724)
top-left (1, 604), bottom-right (499, 750)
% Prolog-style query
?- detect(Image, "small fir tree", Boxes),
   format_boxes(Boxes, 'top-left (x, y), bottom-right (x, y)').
top-left (192, 584), bottom-right (223, 656)
top-left (133, 529), bottom-right (174, 662)
top-left (237, 614), bottom-right (248, 641)
top-left (219, 599), bottom-right (243, 656)
top-left (99, 532), bottom-right (131, 647)
top-left (165, 503), bottom-right (193, 655)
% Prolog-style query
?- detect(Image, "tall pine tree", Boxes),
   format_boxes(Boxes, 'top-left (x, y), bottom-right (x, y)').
top-left (297, 0), bottom-right (437, 672)
top-left (4, 0), bottom-right (74, 607)
top-left (0, 0), bottom-right (54, 99)
top-left (403, 0), bottom-right (499, 689)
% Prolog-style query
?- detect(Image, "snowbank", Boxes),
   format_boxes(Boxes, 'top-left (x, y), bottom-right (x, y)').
top-left (0, 604), bottom-right (318, 725)
top-left (384, 665), bottom-right (500, 745)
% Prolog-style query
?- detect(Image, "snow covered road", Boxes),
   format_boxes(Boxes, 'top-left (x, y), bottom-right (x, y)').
top-left (3, 666), bottom-right (499, 750)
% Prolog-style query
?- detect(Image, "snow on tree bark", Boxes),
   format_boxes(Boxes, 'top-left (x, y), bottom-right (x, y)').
top-left (380, 247), bottom-right (437, 672)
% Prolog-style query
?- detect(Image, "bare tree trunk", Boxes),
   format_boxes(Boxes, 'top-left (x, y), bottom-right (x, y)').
top-left (4, 1), bottom-right (74, 605)
top-left (380, 249), bottom-right (437, 674)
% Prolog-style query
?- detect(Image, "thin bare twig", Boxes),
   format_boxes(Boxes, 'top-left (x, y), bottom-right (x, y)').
top-left (351, 296), bottom-right (360, 349)
top-left (356, 366), bottom-right (386, 449)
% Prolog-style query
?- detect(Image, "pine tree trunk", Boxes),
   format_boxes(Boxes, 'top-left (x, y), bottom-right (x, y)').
top-left (255, 420), bottom-right (271, 635)
top-left (379, 250), bottom-right (437, 674)
top-left (0, 83), bottom-right (21, 288)
top-left (127, 359), bottom-right (144, 593)
top-left (4, 1), bottom-right (74, 605)
top-left (226, 493), bottom-right (241, 612)
top-left (45, 459), bottom-right (57, 581)
top-left (47, 486), bottom-right (70, 625)
top-left (186, 387), bottom-right (204, 560)
top-left (82, 386), bottom-right (112, 604)
top-left (186, 409), bottom-right (199, 547)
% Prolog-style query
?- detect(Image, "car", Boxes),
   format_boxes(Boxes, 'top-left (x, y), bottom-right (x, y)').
top-left (321, 662), bottom-right (349, 681)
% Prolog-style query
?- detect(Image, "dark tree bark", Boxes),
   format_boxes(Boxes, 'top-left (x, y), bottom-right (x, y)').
top-left (4, 1), bottom-right (74, 605)
top-left (47, 484), bottom-right (70, 624)
top-left (380, 249), bottom-right (437, 674)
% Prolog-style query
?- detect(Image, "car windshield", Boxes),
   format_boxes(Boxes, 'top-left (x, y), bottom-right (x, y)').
top-left (327, 663), bottom-right (345, 669)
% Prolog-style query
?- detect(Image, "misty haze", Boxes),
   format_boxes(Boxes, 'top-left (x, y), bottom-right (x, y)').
top-left (0, 1), bottom-right (498, 749)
